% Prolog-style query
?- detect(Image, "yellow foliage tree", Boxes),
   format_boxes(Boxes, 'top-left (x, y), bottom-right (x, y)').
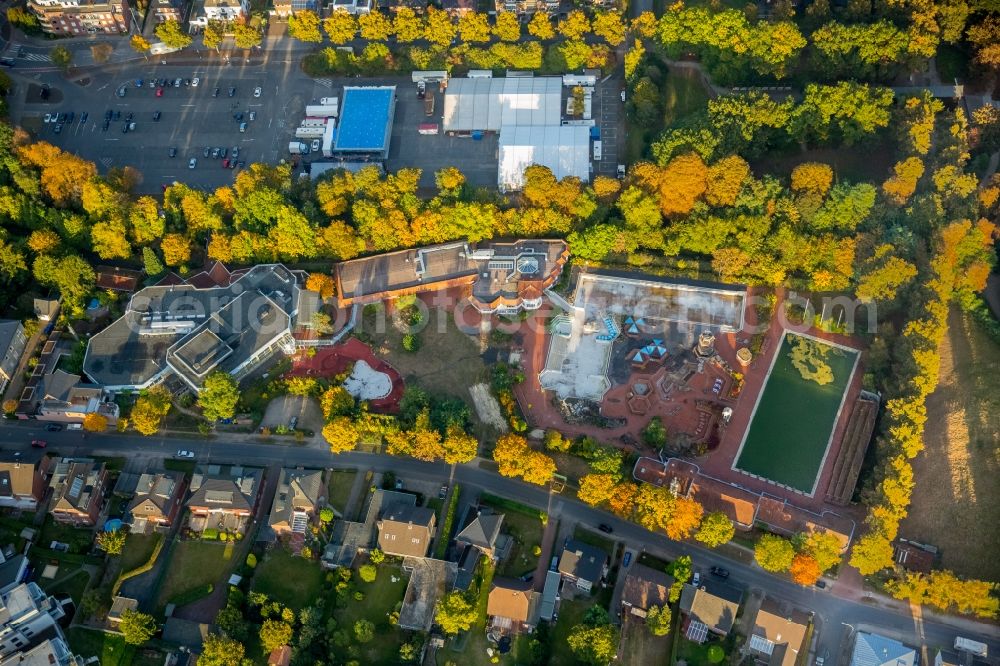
top-left (160, 233), bottom-right (191, 267)
top-left (82, 412), bottom-right (108, 432)
top-left (323, 417), bottom-right (359, 454)
top-left (790, 552), bottom-right (822, 585)
top-left (658, 154), bottom-right (707, 216)
top-left (577, 474), bottom-right (617, 506)
top-left (305, 272), bottom-right (336, 300)
top-left (790, 162), bottom-right (834, 195)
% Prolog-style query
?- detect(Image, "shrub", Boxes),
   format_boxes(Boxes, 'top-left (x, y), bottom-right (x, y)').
top-left (359, 564), bottom-right (377, 583)
top-left (246, 553), bottom-right (257, 568)
top-left (202, 528), bottom-right (219, 540)
top-left (402, 333), bottom-right (421, 352)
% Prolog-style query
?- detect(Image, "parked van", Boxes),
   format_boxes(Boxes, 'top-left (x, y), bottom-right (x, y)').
top-left (67, 423), bottom-right (83, 430)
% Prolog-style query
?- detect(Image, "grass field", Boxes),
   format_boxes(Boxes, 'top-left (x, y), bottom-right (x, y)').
top-left (65, 628), bottom-right (134, 666)
top-left (156, 541), bottom-right (233, 610)
top-left (327, 470), bottom-right (358, 517)
top-left (901, 309), bottom-right (1000, 581)
top-left (735, 332), bottom-right (858, 493)
top-left (252, 549), bottom-right (326, 610)
top-left (333, 564), bottom-right (408, 664)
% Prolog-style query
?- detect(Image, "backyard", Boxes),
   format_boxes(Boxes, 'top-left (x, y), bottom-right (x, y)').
top-left (331, 563), bottom-right (409, 664)
top-left (252, 549), bottom-right (325, 611)
top-left (901, 309), bottom-right (1000, 580)
top-left (120, 533), bottom-right (161, 573)
top-left (548, 598), bottom-right (591, 666)
top-left (65, 628), bottom-right (136, 666)
top-left (156, 541), bottom-right (234, 610)
top-left (621, 616), bottom-right (672, 666)
top-left (481, 499), bottom-right (543, 579)
top-left (735, 332), bottom-right (859, 493)
top-left (327, 470), bottom-right (359, 518)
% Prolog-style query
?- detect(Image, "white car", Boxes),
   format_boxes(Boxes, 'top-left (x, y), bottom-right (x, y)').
top-left (192, 77), bottom-right (200, 87)
top-left (620, 89), bottom-right (626, 102)
top-left (175, 450), bottom-right (195, 459)
top-left (691, 572), bottom-right (701, 587)
top-left (43, 113), bottom-right (52, 123)
top-left (253, 86), bottom-right (262, 98)
top-left (188, 158), bottom-right (197, 169)
top-left (310, 138), bottom-right (320, 153)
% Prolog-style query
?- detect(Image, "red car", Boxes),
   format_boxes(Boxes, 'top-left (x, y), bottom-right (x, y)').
top-left (222, 159), bottom-right (230, 168)
top-left (155, 87), bottom-right (163, 97)
top-left (30, 440), bottom-right (46, 448)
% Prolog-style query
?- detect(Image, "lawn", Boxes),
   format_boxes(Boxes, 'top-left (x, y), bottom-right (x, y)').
top-left (627, 65), bottom-right (710, 164)
top-left (548, 599), bottom-right (591, 666)
top-left (252, 549), bottom-right (325, 611)
top-left (65, 628), bottom-right (135, 666)
top-left (751, 141), bottom-right (895, 188)
top-left (901, 308), bottom-right (1000, 580)
top-left (676, 635), bottom-right (729, 665)
top-left (120, 533), bottom-right (161, 573)
top-left (735, 332), bottom-right (858, 493)
top-left (327, 470), bottom-right (358, 517)
top-left (493, 510), bottom-right (543, 579)
top-left (332, 563), bottom-right (409, 665)
top-left (38, 516), bottom-right (94, 554)
top-left (156, 541), bottom-right (234, 610)
top-left (621, 616), bottom-right (672, 666)
top-left (46, 570), bottom-right (92, 607)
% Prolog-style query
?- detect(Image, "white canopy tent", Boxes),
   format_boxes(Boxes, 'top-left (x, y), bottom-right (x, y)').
top-left (498, 125), bottom-right (591, 192)
top-left (442, 77), bottom-right (562, 133)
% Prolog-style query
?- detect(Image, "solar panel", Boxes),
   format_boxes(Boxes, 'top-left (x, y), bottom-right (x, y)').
top-left (686, 621), bottom-right (708, 643)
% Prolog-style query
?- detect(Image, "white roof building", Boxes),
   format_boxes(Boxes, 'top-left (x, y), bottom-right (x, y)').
top-left (498, 125), bottom-right (590, 192)
top-left (443, 77), bottom-right (562, 133)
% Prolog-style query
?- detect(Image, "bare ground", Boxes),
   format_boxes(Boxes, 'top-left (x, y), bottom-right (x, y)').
top-left (900, 308), bottom-right (1000, 581)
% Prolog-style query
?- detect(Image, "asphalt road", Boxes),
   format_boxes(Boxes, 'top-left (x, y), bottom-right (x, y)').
top-left (2, 421), bottom-right (997, 664)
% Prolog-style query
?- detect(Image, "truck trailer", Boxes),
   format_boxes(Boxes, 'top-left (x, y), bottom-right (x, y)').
top-left (288, 141), bottom-right (309, 155)
top-left (295, 126), bottom-right (327, 138)
top-left (305, 105), bottom-right (339, 118)
top-left (954, 637), bottom-right (988, 658)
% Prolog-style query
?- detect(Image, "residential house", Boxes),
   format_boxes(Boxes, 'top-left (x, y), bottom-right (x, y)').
top-left (0, 583), bottom-right (71, 659)
top-left (84, 264), bottom-right (309, 394)
top-left (849, 632), bottom-right (917, 666)
top-left (892, 538), bottom-right (936, 574)
top-left (745, 599), bottom-right (810, 666)
top-left (376, 504), bottom-right (436, 558)
top-left (327, 0), bottom-right (372, 14)
top-left (933, 650), bottom-right (963, 666)
top-left (187, 0), bottom-right (248, 29)
top-left (0, 456), bottom-right (51, 512)
top-left (678, 580), bottom-right (743, 643)
top-left (0, 323), bottom-right (26, 395)
top-left (186, 467), bottom-right (262, 536)
top-left (441, 0), bottom-right (473, 15)
top-left (106, 597), bottom-right (138, 628)
top-left (94, 267), bottom-right (143, 294)
top-left (267, 468), bottom-right (325, 537)
top-left (557, 539), bottom-right (608, 592)
top-left (27, 0), bottom-right (129, 35)
top-left (620, 564), bottom-right (674, 620)
top-left (267, 646), bottom-right (291, 666)
top-left (150, 0), bottom-right (184, 22)
top-left (126, 471), bottom-right (186, 531)
top-left (17, 370), bottom-right (119, 425)
top-left (0, 637), bottom-right (83, 666)
top-left (47, 458), bottom-right (108, 526)
top-left (486, 578), bottom-right (538, 634)
top-left (380, 0), bottom-right (425, 12)
top-left (494, 0), bottom-right (558, 15)
top-left (455, 511), bottom-right (504, 559)
top-left (0, 552), bottom-right (29, 597)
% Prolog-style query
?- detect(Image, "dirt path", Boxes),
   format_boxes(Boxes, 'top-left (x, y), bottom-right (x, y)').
top-left (900, 308), bottom-right (1000, 581)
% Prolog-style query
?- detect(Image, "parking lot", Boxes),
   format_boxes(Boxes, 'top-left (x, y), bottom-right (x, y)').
top-left (15, 67), bottom-right (623, 194)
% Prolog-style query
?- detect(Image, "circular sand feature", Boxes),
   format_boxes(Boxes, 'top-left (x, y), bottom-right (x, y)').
top-left (342, 360), bottom-right (393, 400)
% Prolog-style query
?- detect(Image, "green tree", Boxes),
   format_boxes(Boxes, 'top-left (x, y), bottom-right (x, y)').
top-left (155, 20), bottom-right (193, 49)
top-left (119, 610), bottom-right (157, 645)
top-left (641, 416), bottom-right (667, 447)
top-left (567, 611), bottom-right (619, 665)
top-left (359, 564), bottom-right (377, 582)
top-left (198, 371), bottom-right (240, 421)
top-left (96, 529), bottom-right (126, 555)
top-left (233, 22), bottom-right (262, 49)
top-left (434, 591), bottom-right (477, 635)
top-left (370, 549), bottom-right (385, 564)
top-left (353, 619), bottom-right (375, 643)
top-left (259, 620), bottom-right (292, 652)
top-left (288, 9), bottom-right (322, 42)
top-left (199, 635), bottom-right (245, 666)
top-left (50, 46), bottom-right (72, 70)
top-left (754, 534), bottom-right (795, 572)
top-left (493, 11), bottom-right (520, 41)
top-left (142, 247), bottom-right (165, 276)
top-left (646, 605), bottom-right (671, 636)
top-left (324, 10), bottom-right (357, 43)
top-left (694, 512), bottom-right (735, 548)
top-left (32, 255), bottom-right (94, 315)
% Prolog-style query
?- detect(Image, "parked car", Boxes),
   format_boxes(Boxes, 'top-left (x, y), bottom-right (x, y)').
top-left (550, 556), bottom-right (558, 571)
top-left (598, 523), bottom-right (613, 534)
top-left (203, 147), bottom-right (211, 158)
top-left (311, 138), bottom-right (321, 153)
top-left (121, 123), bottom-right (128, 134)
top-left (211, 147), bottom-right (220, 158)
top-left (168, 147), bottom-right (177, 158)
top-left (43, 113), bottom-right (51, 123)
top-left (104, 110), bottom-right (112, 121)
top-left (229, 160), bottom-right (236, 169)
top-left (192, 77), bottom-right (200, 87)
top-left (213, 87), bottom-right (220, 97)
top-left (239, 122), bottom-right (247, 133)
top-left (622, 551), bottom-right (632, 567)
top-left (30, 440), bottom-right (46, 448)
top-left (289, 416), bottom-right (298, 429)
top-left (232, 146), bottom-right (239, 159)
top-left (394, 478), bottom-right (403, 490)
top-left (174, 78), bottom-right (183, 87)
top-left (416, 80), bottom-right (426, 99)
top-left (44, 423), bottom-right (63, 432)
top-left (53, 124), bottom-right (62, 134)
top-left (129, 121), bottom-right (136, 131)
top-left (228, 87), bottom-right (236, 97)
top-left (156, 87), bottom-right (164, 97)
top-left (148, 80), bottom-right (156, 88)
top-left (253, 86), bottom-right (262, 97)
top-left (184, 78), bottom-right (191, 86)
top-left (222, 158), bottom-right (230, 168)
top-left (710, 566), bottom-right (730, 579)
top-left (152, 111), bottom-right (161, 121)
top-left (66, 423), bottom-right (82, 430)
top-left (220, 147), bottom-right (227, 158)
top-left (66, 112), bottom-right (74, 123)
top-left (248, 110), bottom-right (256, 121)
top-left (815, 580), bottom-right (827, 589)
top-left (236, 161), bottom-right (245, 169)
top-left (692, 572), bottom-right (701, 587)
top-left (135, 78), bottom-right (143, 87)
top-left (438, 485), bottom-right (448, 499)
top-left (188, 158), bottom-right (197, 169)
top-left (234, 112), bottom-right (244, 121)
top-left (175, 450), bottom-right (195, 459)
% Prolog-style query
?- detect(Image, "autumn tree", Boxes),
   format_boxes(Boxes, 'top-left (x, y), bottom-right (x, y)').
top-left (705, 156), bottom-right (750, 206)
top-left (559, 10), bottom-right (590, 40)
top-left (577, 474), bottom-right (617, 506)
top-left (33, 255), bottom-right (94, 315)
top-left (527, 12), bottom-right (554, 40)
top-left (27, 230), bottom-right (60, 255)
top-left (458, 12), bottom-right (490, 42)
top-left (849, 533), bottom-right (894, 576)
top-left (801, 531), bottom-right (842, 572)
top-left (130, 35), bottom-right (151, 57)
top-left (83, 413), bottom-right (108, 432)
top-left (323, 11), bottom-right (357, 44)
top-left (323, 416), bottom-right (358, 454)
top-left (443, 424), bottom-right (478, 464)
top-left (198, 371), bottom-right (239, 421)
top-left (493, 11), bottom-right (520, 41)
top-left (259, 620), bottom-right (293, 653)
top-left (434, 591), bottom-right (477, 635)
top-left (203, 20), bottom-right (224, 51)
top-left (160, 233), bottom-right (191, 267)
top-left (592, 11), bottom-right (625, 45)
top-left (882, 157), bottom-right (925, 205)
top-left (667, 496), bottom-right (704, 540)
top-left (424, 8), bottom-right (455, 47)
top-left (200, 635), bottom-right (245, 666)
top-left (233, 22), bottom-right (262, 49)
top-left (695, 512), bottom-right (735, 548)
top-left (790, 162), bottom-right (834, 195)
top-left (119, 610), bottom-right (157, 645)
top-left (155, 20), bottom-right (192, 49)
top-left (790, 552), bottom-right (822, 585)
top-left (856, 248), bottom-right (917, 302)
top-left (646, 605), bottom-right (671, 636)
top-left (288, 9), bottom-right (322, 42)
top-left (492, 434), bottom-right (556, 486)
top-left (359, 10), bottom-right (392, 40)
top-left (131, 386), bottom-right (172, 436)
top-left (305, 272), bottom-right (335, 300)
top-left (96, 528), bottom-right (126, 555)
top-left (754, 534), bottom-right (795, 572)
top-left (633, 484), bottom-right (674, 532)
top-left (320, 386), bottom-right (354, 419)
top-left (567, 607), bottom-right (619, 666)
top-left (543, 429), bottom-right (571, 452)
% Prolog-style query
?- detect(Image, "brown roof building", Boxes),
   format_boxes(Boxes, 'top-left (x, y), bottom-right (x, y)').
top-left (48, 458), bottom-right (108, 526)
top-left (28, 0), bottom-right (129, 35)
top-left (187, 467), bottom-right (262, 536)
top-left (487, 578), bottom-right (538, 634)
top-left (745, 599), bottom-right (810, 666)
top-left (127, 471), bottom-right (186, 531)
top-left (892, 538), bottom-right (936, 574)
top-left (679, 580), bottom-right (743, 642)
top-left (377, 504), bottom-right (436, 558)
top-left (268, 468), bottom-right (325, 536)
top-left (0, 456), bottom-right (51, 512)
top-left (621, 564), bottom-right (674, 619)
top-left (95, 267), bottom-right (143, 293)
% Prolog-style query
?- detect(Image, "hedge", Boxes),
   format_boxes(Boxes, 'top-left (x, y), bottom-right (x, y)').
top-left (169, 583), bottom-right (214, 607)
top-left (434, 484), bottom-right (460, 559)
